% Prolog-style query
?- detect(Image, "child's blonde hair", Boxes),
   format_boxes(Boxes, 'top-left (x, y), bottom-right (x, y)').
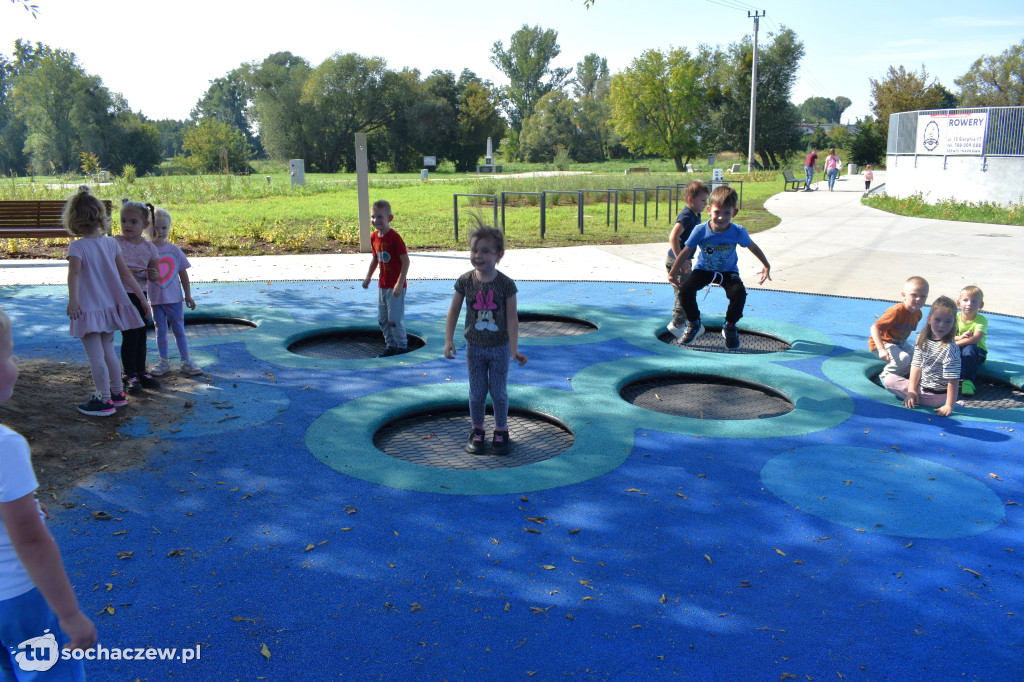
top-left (62, 185), bottom-right (109, 236)
top-left (121, 198), bottom-right (155, 226)
top-left (959, 285), bottom-right (984, 306)
top-left (147, 207), bottom-right (172, 239)
top-left (917, 296), bottom-right (957, 348)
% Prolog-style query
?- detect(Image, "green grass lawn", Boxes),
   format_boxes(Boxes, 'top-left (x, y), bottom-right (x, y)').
top-left (1, 166), bottom-right (786, 256)
top-left (13, 158), bottom-right (1018, 257)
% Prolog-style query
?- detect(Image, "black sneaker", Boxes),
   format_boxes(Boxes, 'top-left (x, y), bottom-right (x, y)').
top-left (138, 373), bottom-right (160, 389)
top-left (491, 430), bottom-right (511, 455)
top-left (378, 347), bottom-right (399, 358)
top-left (77, 394), bottom-right (115, 417)
top-left (110, 391), bottom-right (128, 407)
top-left (125, 376), bottom-right (142, 395)
top-left (722, 323), bottom-right (741, 350)
top-left (679, 320), bottom-right (705, 345)
top-left (465, 428), bottom-right (486, 455)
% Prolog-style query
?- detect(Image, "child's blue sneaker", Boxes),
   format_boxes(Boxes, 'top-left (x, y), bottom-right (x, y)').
top-left (680, 320), bottom-right (704, 345)
top-left (722, 323), bottom-right (741, 350)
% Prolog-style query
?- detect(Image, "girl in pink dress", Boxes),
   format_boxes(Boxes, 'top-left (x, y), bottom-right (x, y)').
top-left (64, 187), bottom-right (150, 416)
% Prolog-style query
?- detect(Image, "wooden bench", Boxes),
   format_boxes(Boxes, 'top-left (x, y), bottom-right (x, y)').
top-left (781, 170), bottom-right (803, 191)
top-left (624, 167), bottom-right (649, 175)
top-left (0, 200), bottom-right (112, 239)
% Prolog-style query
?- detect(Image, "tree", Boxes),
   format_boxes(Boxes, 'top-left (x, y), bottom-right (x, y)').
top-left (835, 96), bottom-right (852, 121)
top-left (248, 52), bottom-right (317, 167)
top-left (152, 118), bottom-right (186, 159)
top-left (106, 112), bottom-right (162, 174)
top-left (490, 25), bottom-right (572, 134)
top-left (571, 53), bottom-right (614, 162)
top-left (0, 52), bottom-right (29, 173)
top-left (956, 42), bottom-right (1024, 107)
top-left (828, 124), bottom-right (851, 149)
top-left (714, 27), bottom-right (804, 168)
top-left (520, 91), bottom-right (577, 162)
top-left (869, 65), bottom-right (947, 141)
top-left (192, 67), bottom-right (260, 154)
top-left (798, 95), bottom-right (851, 124)
top-left (300, 52), bottom-right (404, 172)
top-left (610, 47), bottom-right (713, 171)
top-left (181, 119), bottom-right (251, 173)
top-left (449, 73), bottom-right (506, 172)
top-left (848, 117), bottom-right (885, 166)
top-left (12, 45), bottom-right (91, 172)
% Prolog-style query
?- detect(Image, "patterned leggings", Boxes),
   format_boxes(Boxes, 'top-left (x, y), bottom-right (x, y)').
top-left (466, 341), bottom-right (510, 430)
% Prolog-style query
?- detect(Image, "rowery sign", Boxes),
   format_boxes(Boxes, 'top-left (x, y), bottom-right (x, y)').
top-left (916, 111), bottom-right (988, 155)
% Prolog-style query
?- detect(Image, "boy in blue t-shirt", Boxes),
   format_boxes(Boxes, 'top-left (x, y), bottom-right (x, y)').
top-left (665, 180), bottom-right (710, 340)
top-left (666, 185), bottom-right (772, 350)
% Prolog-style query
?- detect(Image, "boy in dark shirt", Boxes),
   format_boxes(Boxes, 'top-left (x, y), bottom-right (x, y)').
top-left (666, 181), bottom-right (710, 340)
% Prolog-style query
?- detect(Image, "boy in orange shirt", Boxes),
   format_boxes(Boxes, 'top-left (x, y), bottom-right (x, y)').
top-left (869, 276), bottom-right (929, 379)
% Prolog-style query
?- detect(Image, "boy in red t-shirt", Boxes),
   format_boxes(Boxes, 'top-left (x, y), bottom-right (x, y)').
top-left (362, 200), bottom-right (410, 357)
top-left (869, 276), bottom-right (929, 379)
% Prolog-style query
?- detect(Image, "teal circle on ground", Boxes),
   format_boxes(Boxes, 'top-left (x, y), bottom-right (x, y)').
top-left (761, 445), bottom-right (1004, 538)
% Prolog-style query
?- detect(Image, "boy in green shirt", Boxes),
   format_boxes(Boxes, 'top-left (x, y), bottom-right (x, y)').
top-left (954, 285), bottom-right (988, 396)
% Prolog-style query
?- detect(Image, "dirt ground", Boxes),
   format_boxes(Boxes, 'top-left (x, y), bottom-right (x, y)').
top-left (1, 359), bottom-right (205, 505)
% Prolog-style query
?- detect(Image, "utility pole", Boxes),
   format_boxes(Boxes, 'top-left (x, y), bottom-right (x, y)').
top-left (747, 10), bottom-right (765, 174)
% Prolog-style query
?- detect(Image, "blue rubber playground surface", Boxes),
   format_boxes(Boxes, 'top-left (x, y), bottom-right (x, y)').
top-left (3, 278), bottom-right (1023, 680)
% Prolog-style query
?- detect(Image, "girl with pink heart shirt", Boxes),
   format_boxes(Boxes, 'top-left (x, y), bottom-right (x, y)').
top-left (147, 208), bottom-right (202, 377)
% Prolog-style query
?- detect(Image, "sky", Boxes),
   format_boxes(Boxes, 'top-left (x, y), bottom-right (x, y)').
top-left (3, 0), bottom-right (1023, 124)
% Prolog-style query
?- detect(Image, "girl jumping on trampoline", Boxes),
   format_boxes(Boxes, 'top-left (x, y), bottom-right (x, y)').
top-left (64, 187), bottom-right (150, 416)
top-left (444, 221), bottom-right (528, 455)
top-left (883, 295), bottom-right (961, 416)
top-left (147, 207), bottom-right (203, 376)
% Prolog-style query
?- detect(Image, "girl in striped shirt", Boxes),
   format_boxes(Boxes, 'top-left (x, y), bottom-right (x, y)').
top-left (883, 296), bottom-right (961, 416)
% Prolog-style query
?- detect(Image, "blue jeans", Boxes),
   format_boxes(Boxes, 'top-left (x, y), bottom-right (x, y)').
top-left (827, 168), bottom-right (839, 189)
top-left (376, 287), bottom-right (407, 349)
top-left (0, 587), bottom-right (85, 681)
top-left (803, 165), bottom-right (814, 189)
top-left (960, 344), bottom-right (987, 382)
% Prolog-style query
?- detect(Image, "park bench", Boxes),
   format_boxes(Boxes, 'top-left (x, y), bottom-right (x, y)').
top-left (781, 170), bottom-right (803, 191)
top-left (0, 200), bottom-right (112, 239)
top-left (685, 163), bottom-right (700, 173)
top-left (624, 167), bottom-right (649, 175)
top-left (727, 163), bottom-right (743, 173)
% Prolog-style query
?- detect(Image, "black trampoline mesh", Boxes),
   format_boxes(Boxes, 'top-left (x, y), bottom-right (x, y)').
top-left (621, 374), bottom-right (793, 419)
top-left (373, 408), bottom-right (573, 469)
top-left (659, 327), bottom-right (790, 354)
top-left (287, 331), bottom-right (425, 359)
top-left (519, 314), bottom-right (597, 338)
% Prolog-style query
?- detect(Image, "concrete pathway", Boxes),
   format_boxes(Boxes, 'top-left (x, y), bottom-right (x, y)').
top-left (3, 170), bottom-right (1021, 315)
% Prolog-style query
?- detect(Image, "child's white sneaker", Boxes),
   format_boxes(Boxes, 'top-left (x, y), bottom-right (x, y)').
top-left (149, 358), bottom-right (172, 376)
top-left (666, 321), bottom-right (684, 340)
top-left (180, 359), bottom-right (204, 376)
